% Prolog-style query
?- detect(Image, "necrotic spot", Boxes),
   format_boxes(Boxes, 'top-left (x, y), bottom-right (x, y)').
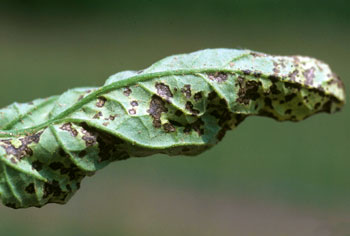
top-left (96, 97), bottom-right (107, 107)
top-left (208, 72), bottom-right (228, 83)
top-left (131, 101), bottom-right (139, 107)
top-left (194, 92), bottom-right (203, 101)
top-left (185, 102), bottom-right (200, 115)
top-left (285, 109), bottom-right (292, 115)
top-left (155, 83), bottom-right (173, 99)
top-left (128, 109), bottom-right (136, 115)
top-left (25, 183), bottom-right (35, 194)
top-left (60, 123), bottom-right (78, 136)
top-left (163, 123), bottom-right (176, 133)
top-left (147, 95), bottom-right (168, 128)
top-left (123, 87), bottom-right (132, 96)
top-left (49, 162), bottom-right (64, 170)
top-left (181, 85), bottom-right (192, 98)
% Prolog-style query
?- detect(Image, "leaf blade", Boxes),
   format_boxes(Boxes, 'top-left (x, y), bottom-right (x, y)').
top-left (0, 48), bottom-right (345, 208)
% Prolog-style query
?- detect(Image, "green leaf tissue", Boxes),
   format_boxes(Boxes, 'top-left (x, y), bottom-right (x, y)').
top-left (0, 49), bottom-right (345, 208)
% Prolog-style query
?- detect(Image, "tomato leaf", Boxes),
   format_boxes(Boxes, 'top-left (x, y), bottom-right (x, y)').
top-left (0, 49), bottom-right (345, 208)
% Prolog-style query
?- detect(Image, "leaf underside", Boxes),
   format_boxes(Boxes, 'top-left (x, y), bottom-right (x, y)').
top-left (0, 48), bottom-right (345, 209)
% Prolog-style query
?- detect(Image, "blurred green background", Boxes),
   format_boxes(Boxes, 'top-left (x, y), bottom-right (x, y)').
top-left (0, 1), bottom-right (349, 235)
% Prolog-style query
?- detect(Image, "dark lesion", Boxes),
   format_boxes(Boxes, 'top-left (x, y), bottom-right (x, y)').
top-left (236, 77), bottom-right (261, 105)
top-left (208, 72), bottom-right (228, 83)
top-left (155, 82), bottom-right (173, 100)
top-left (206, 91), bottom-right (247, 141)
top-left (147, 95), bottom-right (168, 128)
top-left (0, 131), bottom-right (43, 162)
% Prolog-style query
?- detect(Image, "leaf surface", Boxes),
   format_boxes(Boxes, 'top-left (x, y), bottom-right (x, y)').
top-left (0, 49), bottom-right (345, 208)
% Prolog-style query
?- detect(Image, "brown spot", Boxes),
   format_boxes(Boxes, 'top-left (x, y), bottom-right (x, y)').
top-left (184, 119), bottom-right (204, 136)
top-left (163, 123), bottom-right (176, 133)
top-left (155, 83), bottom-right (173, 99)
top-left (103, 122), bottom-right (110, 126)
top-left (43, 182), bottom-right (53, 198)
top-left (96, 97), bottom-right (107, 107)
top-left (242, 70), bottom-right (251, 75)
top-left (208, 91), bottom-right (218, 100)
top-left (25, 183), bottom-right (35, 194)
top-left (123, 87), bottom-right (132, 96)
top-left (175, 110), bottom-right (183, 117)
top-left (147, 95), bottom-right (168, 128)
top-left (216, 125), bottom-right (231, 141)
top-left (62, 163), bottom-right (86, 181)
top-left (78, 95), bottom-right (84, 101)
top-left (314, 102), bottom-right (321, 110)
top-left (97, 134), bottom-right (128, 162)
top-left (0, 131), bottom-right (43, 160)
top-left (303, 67), bottom-right (316, 85)
top-left (58, 148), bottom-right (68, 157)
top-left (285, 82), bottom-right (302, 90)
top-left (288, 69), bottom-right (299, 81)
top-left (131, 101), bottom-right (139, 107)
top-left (285, 93), bottom-right (296, 102)
top-left (328, 73), bottom-right (345, 90)
top-left (194, 92), bottom-right (203, 101)
top-left (253, 72), bottom-right (262, 78)
top-left (32, 160), bottom-right (43, 171)
top-left (185, 102), bottom-right (200, 115)
top-left (250, 52), bottom-right (263, 57)
top-left (60, 123), bottom-right (78, 136)
top-left (268, 75), bottom-right (279, 83)
top-left (208, 72), bottom-right (228, 83)
top-left (236, 77), bottom-right (261, 104)
top-left (279, 59), bottom-right (286, 68)
top-left (285, 109), bottom-right (292, 115)
top-left (78, 150), bottom-right (87, 157)
top-left (49, 162), bottom-right (64, 170)
top-left (181, 85), bottom-right (192, 98)
top-left (206, 91), bottom-right (242, 137)
top-left (168, 119), bottom-right (183, 127)
top-left (93, 112), bottom-right (103, 119)
top-left (128, 109), bottom-right (136, 115)
top-left (43, 180), bottom-right (63, 199)
top-left (270, 84), bottom-right (281, 95)
top-left (10, 158), bottom-right (17, 164)
top-left (317, 85), bottom-right (325, 93)
top-left (273, 62), bottom-right (280, 74)
top-left (258, 110), bottom-right (278, 119)
top-left (80, 124), bottom-right (129, 162)
top-left (264, 97), bottom-right (273, 109)
top-left (273, 67), bottom-right (280, 74)
top-left (109, 115), bottom-right (118, 121)
top-left (81, 124), bottom-right (97, 146)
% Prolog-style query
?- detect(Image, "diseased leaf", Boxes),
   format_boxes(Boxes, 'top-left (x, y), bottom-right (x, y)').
top-left (0, 48), bottom-right (345, 209)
